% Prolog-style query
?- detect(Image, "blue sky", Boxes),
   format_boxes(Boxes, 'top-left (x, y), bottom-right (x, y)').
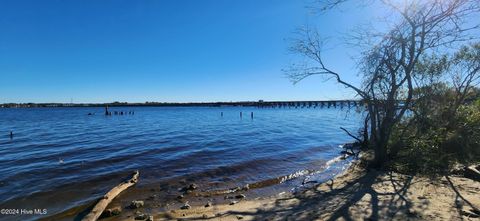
top-left (0, 0), bottom-right (377, 103)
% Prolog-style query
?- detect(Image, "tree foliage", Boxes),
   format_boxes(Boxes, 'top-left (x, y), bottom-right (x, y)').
top-left (391, 43), bottom-right (480, 174)
top-left (286, 0), bottom-right (480, 168)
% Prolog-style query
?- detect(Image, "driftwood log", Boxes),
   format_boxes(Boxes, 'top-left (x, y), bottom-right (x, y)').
top-left (81, 170), bottom-right (139, 221)
top-left (465, 165), bottom-right (480, 182)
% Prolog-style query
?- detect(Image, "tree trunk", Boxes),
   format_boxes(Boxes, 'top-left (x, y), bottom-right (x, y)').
top-left (373, 138), bottom-right (388, 168)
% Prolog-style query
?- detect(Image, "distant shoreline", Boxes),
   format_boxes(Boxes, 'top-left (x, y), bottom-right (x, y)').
top-left (0, 100), bottom-right (362, 108)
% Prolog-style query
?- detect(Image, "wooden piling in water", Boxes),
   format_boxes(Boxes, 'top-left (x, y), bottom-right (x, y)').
top-left (251, 112), bottom-right (253, 119)
top-left (9, 131), bottom-right (13, 139)
top-left (240, 112), bottom-right (242, 118)
top-left (221, 112), bottom-right (223, 117)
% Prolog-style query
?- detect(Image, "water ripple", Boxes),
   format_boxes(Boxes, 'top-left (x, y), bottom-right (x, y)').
top-left (0, 106), bottom-right (363, 220)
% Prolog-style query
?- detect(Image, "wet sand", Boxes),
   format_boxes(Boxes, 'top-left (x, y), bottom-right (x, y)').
top-left (115, 153), bottom-right (480, 221)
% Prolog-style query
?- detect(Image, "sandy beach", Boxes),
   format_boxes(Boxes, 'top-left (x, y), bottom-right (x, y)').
top-left (114, 154), bottom-right (480, 221)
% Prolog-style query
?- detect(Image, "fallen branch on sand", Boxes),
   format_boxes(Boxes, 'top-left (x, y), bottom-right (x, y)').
top-left (465, 165), bottom-right (480, 182)
top-left (81, 170), bottom-right (139, 221)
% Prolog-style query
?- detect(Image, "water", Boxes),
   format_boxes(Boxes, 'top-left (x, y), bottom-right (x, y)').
top-left (0, 106), bottom-right (362, 220)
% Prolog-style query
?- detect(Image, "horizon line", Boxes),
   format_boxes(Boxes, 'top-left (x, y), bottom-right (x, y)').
top-left (1, 99), bottom-right (363, 105)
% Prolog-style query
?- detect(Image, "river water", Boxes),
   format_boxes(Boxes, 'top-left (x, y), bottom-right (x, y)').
top-left (0, 106), bottom-right (363, 220)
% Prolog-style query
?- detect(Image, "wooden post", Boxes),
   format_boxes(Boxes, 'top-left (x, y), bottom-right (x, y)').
top-left (9, 131), bottom-right (13, 139)
top-left (251, 112), bottom-right (253, 119)
top-left (105, 106), bottom-right (109, 116)
top-left (221, 112), bottom-right (223, 117)
top-left (240, 112), bottom-right (242, 118)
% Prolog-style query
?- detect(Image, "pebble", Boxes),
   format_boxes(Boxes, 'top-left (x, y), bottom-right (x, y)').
top-left (229, 200), bottom-right (238, 205)
top-left (130, 200), bottom-right (145, 209)
top-left (134, 213), bottom-right (147, 220)
top-left (205, 202), bottom-right (212, 207)
top-left (235, 194), bottom-right (246, 199)
top-left (188, 183), bottom-right (198, 190)
top-left (202, 214), bottom-right (208, 219)
top-left (181, 202), bottom-right (191, 210)
top-left (146, 215), bottom-right (154, 221)
top-left (455, 198), bottom-right (464, 206)
top-left (177, 194), bottom-right (185, 199)
top-left (236, 215), bottom-right (244, 220)
top-left (103, 206), bottom-right (122, 217)
top-left (179, 183), bottom-right (198, 193)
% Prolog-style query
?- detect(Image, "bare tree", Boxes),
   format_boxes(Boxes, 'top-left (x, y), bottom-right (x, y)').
top-left (285, 0), bottom-right (480, 167)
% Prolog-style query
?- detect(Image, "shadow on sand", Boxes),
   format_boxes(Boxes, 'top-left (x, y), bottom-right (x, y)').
top-left (175, 166), bottom-right (422, 220)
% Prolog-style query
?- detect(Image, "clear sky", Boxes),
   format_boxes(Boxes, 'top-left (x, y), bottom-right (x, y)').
top-left (0, 0), bottom-right (378, 103)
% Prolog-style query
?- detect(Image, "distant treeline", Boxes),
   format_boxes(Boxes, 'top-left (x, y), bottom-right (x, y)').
top-left (0, 100), bottom-right (361, 108)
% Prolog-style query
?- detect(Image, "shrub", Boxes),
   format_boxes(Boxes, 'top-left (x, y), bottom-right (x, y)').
top-left (389, 98), bottom-right (480, 175)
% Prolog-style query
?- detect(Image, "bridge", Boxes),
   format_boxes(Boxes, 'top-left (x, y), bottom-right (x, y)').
top-left (210, 100), bottom-right (364, 109)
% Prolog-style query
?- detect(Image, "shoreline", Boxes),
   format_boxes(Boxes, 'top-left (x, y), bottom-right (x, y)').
top-left (128, 154), bottom-right (366, 221)
top-left (34, 148), bottom-right (356, 221)
top-left (98, 154), bottom-right (360, 221)
top-left (117, 152), bottom-right (480, 221)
